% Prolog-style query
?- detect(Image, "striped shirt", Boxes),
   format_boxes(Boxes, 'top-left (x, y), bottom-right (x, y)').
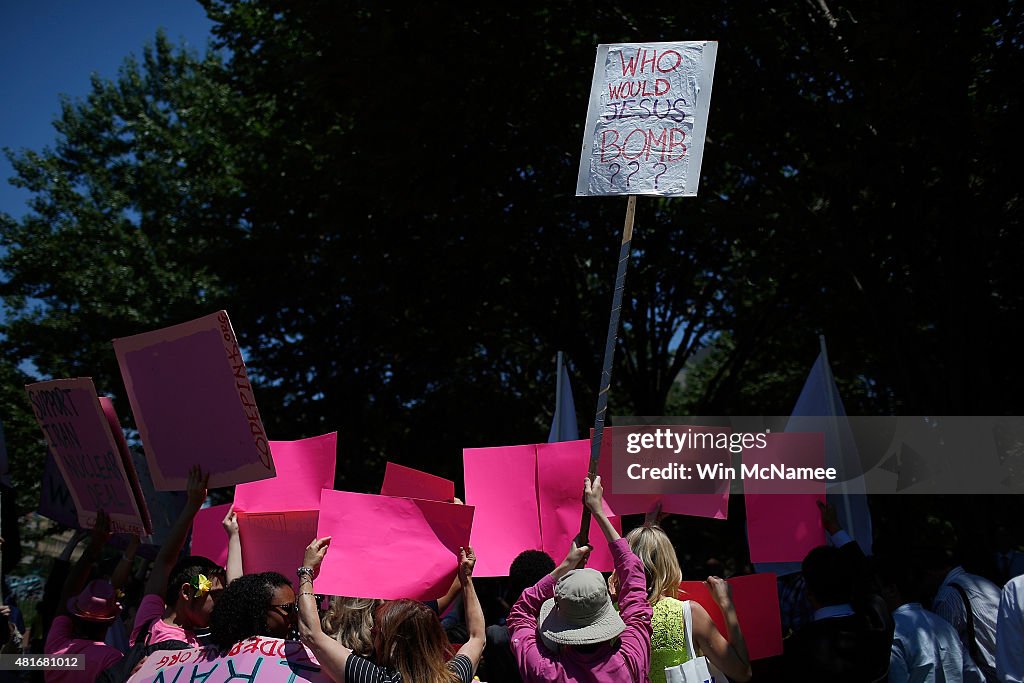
top-left (344, 653), bottom-right (474, 683)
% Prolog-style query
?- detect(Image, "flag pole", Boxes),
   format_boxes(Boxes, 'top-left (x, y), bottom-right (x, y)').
top-left (819, 334), bottom-right (856, 537)
top-left (579, 195), bottom-right (637, 544)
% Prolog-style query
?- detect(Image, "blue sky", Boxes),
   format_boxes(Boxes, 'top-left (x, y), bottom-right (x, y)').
top-left (0, 1), bottom-right (214, 220)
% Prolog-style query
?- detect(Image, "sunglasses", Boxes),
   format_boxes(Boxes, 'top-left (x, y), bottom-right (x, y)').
top-left (269, 603), bottom-right (298, 616)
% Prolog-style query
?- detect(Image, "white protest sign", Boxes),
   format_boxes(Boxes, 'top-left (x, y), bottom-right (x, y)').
top-left (127, 638), bottom-right (330, 683)
top-left (576, 41), bottom-right (717, 197)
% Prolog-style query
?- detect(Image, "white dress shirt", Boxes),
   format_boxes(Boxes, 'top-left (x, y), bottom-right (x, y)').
top-left (931, 567), bottom-right (1001, 682)
top-left (997, 575), bottom-right (1024, 682)
top-left (889, 602), bottom-right (984, 683)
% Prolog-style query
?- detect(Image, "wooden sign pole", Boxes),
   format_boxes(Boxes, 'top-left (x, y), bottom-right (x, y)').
top-left (579, 195), bottom-right (637, 544)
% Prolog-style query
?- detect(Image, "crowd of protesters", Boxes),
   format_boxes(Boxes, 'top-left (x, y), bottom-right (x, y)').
top-left (0, 467), bottom-right (1022, 682)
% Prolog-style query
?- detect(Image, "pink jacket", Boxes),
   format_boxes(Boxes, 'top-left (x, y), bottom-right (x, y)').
top-left (508, 537), bottom-right (653, 683)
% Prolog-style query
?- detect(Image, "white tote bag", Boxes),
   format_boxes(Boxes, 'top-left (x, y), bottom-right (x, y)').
top-left (664, 601), bottom-right (726, 683)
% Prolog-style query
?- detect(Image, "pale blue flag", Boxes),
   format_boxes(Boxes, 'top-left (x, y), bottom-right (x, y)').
top-left (755, 337), bottom-right (874, 577)
top-left (548, 352), bottom-right (579, 442)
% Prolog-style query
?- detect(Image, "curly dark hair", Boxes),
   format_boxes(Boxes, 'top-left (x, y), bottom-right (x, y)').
top-left (165, 556), bottom-right (225, 605)
top-left (209, 572), bottom-right (291, 650)
top-left (508, 549), bottom-right (556, 601)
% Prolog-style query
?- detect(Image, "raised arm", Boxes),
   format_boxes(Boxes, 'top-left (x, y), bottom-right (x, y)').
top-left (455, 547), bottom-right (485, 673)
top-left (583, 476), bottom-right (620, 544)
top-left (693, 578), bottom-right (752, 682)
top-left (39, 530), bottom-right (88, 631)
top-left (57, 510), bottom-right (111, 615)
top-left (222, 508), bottom-right (242, 584)
top-left (508, 540), bottom-right (590, 633)
top-left (110, 534), bottom-right (141, 591)
top-left (550, 541), bottom-right (592, 583)
top-left (144, 466), bottom-right (208, 596)
top-left (297, 537), bottom-right (352, 681)
top-left (435, 574), bottom-right (463, 614)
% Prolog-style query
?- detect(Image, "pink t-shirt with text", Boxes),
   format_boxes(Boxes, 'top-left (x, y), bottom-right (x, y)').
top-left (129, 594), bottom-right (203, 647)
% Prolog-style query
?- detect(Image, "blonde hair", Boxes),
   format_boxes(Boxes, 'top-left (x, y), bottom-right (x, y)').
top-left (625, 525), bottom-right (683, 606)
top-left (321, 596), bottom-right (381, 656)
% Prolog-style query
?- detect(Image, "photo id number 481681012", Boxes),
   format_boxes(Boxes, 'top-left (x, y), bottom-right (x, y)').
top-left (0, 655), bottom-right (85, 670)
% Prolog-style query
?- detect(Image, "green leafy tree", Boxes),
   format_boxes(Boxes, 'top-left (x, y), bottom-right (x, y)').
top-left (1, 33), bottom-right (243, 490)
top-left (4, 2), bottom-right (1024, 518)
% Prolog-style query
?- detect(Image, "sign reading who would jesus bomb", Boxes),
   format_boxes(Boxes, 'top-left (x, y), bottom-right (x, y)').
top-left (576, 41), bottom-right (718, 197)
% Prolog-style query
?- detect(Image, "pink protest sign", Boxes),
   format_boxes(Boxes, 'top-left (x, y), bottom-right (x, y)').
top-left (127, 638), bottom-right (329, 683)
top-left (113, 311), bottom-right (275, 490)
top-left (99, 397), bottom-right (152, 534)
top-left (234, 433), bottom-right (337, 513)
top-left (537, 441), bottom-right (621, 572)
top-left (464, 444), bottom-right (543, 577)
top-left (593, 429), bottom-right (730, 519)
top-left (26, 378), bottom-right (149, 534)
top-left (743, 432), bottom-right (826, 563)
top-left (238, 510), bottom-right (319, 580)
top-left (191, 503), bottom-right (231, 566)
top-left (680, 573), bottom-right (783, 660)
top-left (381, 462), bottom-right (455, 502)
top-left (315, 489), bottom-right (474, 600)
top-left (38, 449), bottom-right (78, 527)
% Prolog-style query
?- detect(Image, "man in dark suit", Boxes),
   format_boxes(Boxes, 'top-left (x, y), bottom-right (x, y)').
top-left (782, 510), bottom-right (893, 682)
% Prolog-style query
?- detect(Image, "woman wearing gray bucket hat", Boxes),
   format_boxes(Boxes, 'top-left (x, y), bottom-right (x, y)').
top-left (507, 476), bottom-right (653, 682)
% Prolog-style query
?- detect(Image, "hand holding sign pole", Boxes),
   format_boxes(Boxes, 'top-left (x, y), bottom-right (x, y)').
top-left (576, 41), bottom-right (717, 542)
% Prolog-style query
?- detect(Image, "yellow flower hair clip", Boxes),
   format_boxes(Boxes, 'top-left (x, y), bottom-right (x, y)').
top-left (192, 574), bottom-right (212, 598)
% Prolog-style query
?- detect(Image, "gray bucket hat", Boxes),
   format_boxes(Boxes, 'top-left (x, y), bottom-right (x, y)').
top-left (538, 568), bottom-right (625, 646)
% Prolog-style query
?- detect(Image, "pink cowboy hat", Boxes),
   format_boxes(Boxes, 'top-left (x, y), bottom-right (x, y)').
top-left (67, 580), bottom-right (122, 623)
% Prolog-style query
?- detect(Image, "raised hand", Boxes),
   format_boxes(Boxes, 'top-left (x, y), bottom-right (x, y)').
top-left (186, 465), bottom-right (209, 509)
top-left (221, 508), bottom-right (239, 536)
top-left (91, 509), bottom-right (112, 547)
top-left (816, 500), bottom-right (841, 535)
top-left (459, 546), bottom-right (476, 582)
top-left (706, 576), bottom-right (734, 608)
top-left (303, 536), bottom-right (331, 574)
top-left (564, 538), bottom-right (592, 571)
top-left (583, 475), bottom-right (605, 514)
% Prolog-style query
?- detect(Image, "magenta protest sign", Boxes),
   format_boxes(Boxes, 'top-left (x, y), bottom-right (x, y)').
top-left (99, 397), bottom-right (152, 534)
top-left (113, 311), bottom-right (276, 490)
top-left (590, 430), bottom-right (730, 519)
top-left (238, 510), bottom-right (320, 581)
top-left (38, 449), bottom-right (78, 527)
top-left (26, 378), bottom-right (149, 534)
top-left (464, 444), bottom-right (543, 577)
top-left (315, 489), bottom-right (474, 600)
top-left (680, 573), bottom-right (783, 660)
top-left (537, 441), bottom-right (621, 572)
top-left (744, 432), bottom-right (827, 563)
top-left (191, 503), bottom-right (231, 566)
top-left (127, 638), bottom-right (329, 682)
top-left (235, 433), bottom-right (337, 513)
top-left (464, 442), bottom-right (622, 576)
top-left (381, 462), bottom-right (455, 502)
